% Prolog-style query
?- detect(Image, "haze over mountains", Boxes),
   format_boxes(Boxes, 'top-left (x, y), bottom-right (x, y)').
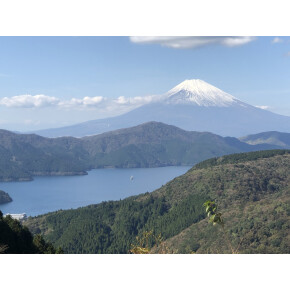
top-left (33, 79), bottom-right (290, 138)
top-left (240, 131), bottom-right (290, 148)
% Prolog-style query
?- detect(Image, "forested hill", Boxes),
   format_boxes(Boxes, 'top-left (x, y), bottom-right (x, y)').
top-left (0, 129), bottom-right (89, 181)
top-left (0, 122), bottom-right (279, 181)
top-left (24, 150), bottom-right (290, 254)
top-left (0, 210), bottom-right (62, 254)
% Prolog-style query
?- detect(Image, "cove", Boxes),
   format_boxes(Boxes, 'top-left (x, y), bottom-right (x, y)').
top-left (0, 166), bottom-right (191, 217)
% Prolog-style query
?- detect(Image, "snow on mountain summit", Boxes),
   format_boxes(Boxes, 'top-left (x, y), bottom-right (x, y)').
top-left (33, 78), bottom-right (290, 138)
top-left (164, 79), bottom-right (239, 107)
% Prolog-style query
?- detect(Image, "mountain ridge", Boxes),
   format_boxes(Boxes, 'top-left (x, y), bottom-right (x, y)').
top-left (239, 131), bottom-right (290, 148)
top-left (0, 121), bottom-right (282, 181)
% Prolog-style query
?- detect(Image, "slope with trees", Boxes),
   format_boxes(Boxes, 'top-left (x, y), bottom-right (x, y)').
top-left (0, 210), bottom-right (62, 254)
top-left (24, 150), bottom-right (290, 254)
top-left (0, 122), bottom-right (280, 181)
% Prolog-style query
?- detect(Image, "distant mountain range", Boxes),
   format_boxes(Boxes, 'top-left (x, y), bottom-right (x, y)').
top-left (32, 79), bottom-right (290, 138)
top-left (239, 131), bottom-right (290, 148)
top-left (0, 121), bottom-right (283, 181)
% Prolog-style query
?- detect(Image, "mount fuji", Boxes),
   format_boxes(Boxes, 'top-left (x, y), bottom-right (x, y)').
top-left (34, 79), bottom-right (290, 137)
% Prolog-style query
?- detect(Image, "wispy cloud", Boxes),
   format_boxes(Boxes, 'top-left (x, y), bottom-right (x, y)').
top-left (272, 37), bottom-right (284, 44)
top-left (129, 36), bottom-right (256, 49)
top-left (114, 95), bottom-right (162, 106)
top-left (286, 52), bottom-right (290, 57)
top-left (255, 105), bottom-right (271, 110)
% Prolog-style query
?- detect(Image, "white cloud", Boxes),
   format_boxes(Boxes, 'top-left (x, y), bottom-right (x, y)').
top-left (0, 94), bottom-right (59, 108)
top-left (0, 93), bottom-right (154, 114)
top-left (130, 36), bottom-right (256, 49)
top-left (255, 105), bottom-right (271, 110)
top-left (114, 95), bottom-right (162, 106)
top-left (0, 94), bottom-right (106, 109)
top-left (59, 96), bottom-right (105, 108)
top-left (272, 37), bottom-right (283, 44)
top-left (114, 96), bottom-right (129, 105)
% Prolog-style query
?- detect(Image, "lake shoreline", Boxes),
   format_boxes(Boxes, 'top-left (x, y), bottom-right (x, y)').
top-left (0, 166), bottom-right (191, 217)
top-left (0, 164), bottom-right (194, 183)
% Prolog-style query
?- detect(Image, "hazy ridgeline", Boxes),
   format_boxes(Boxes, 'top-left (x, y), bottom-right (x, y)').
top-left (0, 122), bottom-right (283, 182)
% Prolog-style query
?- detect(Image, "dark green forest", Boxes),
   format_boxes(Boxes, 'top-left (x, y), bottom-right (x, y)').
top-left (0, 211), bottom-right (62, 254)
top-left (25, 149), bottom-right (290, 254)
top-left (0, 122), bottom-right (280, 181)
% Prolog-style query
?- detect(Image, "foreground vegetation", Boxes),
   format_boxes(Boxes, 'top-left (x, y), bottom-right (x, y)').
top-left (25, 150), bottom-right (290, 254)
top-left (0, 211), bottom-right (62, 254)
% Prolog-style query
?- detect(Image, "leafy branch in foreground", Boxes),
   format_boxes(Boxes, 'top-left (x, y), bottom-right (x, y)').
top-left (203, 200), bottom-right (242, 254)
top-left (129, 231), bottom-right (152, 254)
top-left (129, 231), bottom-right (171, 254)
top-left (0, 244), bottom-right (9, 253)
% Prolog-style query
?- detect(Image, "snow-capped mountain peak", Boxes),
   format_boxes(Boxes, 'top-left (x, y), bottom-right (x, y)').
top-left (33, 78), bottom-right (290, 138)
top-left (164, 79), bottom-right (239, 107)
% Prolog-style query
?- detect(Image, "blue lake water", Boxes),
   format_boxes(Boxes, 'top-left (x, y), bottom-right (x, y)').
top-left (0, 166), bottom-right (190, 217)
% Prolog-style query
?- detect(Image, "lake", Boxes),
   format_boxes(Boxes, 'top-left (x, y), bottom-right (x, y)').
top-left (0, 166), bottom-right (191, 217)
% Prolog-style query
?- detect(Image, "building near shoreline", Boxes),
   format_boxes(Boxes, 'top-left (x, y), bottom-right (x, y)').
top-left (4, 213), bottom-right (27, 221)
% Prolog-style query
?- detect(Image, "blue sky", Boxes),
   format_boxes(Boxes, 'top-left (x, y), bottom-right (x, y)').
top-left (0, 36), bottom-right (290, 131)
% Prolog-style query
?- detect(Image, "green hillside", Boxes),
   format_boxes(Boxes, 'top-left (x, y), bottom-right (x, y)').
top-left (0, 211), bottom-right (62, 254)
top-left (0, 122), bottom-right (277, 181)
top-left (24, 150), bottom-right (290, 254)
top-left (0, 129), bottom-right (89, 181)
